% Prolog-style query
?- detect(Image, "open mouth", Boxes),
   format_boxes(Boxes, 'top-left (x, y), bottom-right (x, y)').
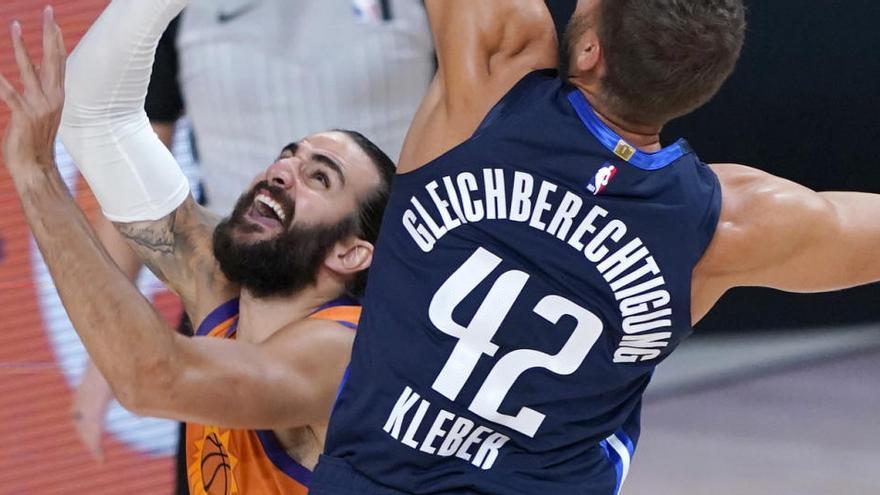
top-left (246, 192), bottom-right (289, 228)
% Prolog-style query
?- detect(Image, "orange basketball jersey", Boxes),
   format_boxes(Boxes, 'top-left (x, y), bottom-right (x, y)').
top-left (185, 297), bottom-right (360, 495)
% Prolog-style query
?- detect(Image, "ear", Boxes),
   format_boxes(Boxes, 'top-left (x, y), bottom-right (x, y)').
top-left (574, 29), bottom-right (603, 76)
top-left (324, 237), bottom-right (374, 276)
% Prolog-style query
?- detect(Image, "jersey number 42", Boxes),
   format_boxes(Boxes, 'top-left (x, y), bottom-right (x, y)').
top-left (429, 247), bottom-right (604, 438)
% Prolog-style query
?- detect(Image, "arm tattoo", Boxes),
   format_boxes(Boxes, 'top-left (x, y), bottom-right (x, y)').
top-left (111, 199), bottom-right (232, 321)
top-left (116, 213), bottom-right (178, 255)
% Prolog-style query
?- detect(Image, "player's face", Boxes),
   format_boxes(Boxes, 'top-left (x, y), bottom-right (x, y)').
top-left (231, 131), bottom-right (381, 243)
top-left (211, 131), bottom-right (382, 297)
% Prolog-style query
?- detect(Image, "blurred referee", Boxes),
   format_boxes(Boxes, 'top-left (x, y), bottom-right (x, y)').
top-left (175, 0), bottom-right (434, 214)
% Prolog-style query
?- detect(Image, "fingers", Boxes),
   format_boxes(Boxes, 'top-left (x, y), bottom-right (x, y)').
top-left (40, 5), bottom-right (67, 99)
top-left (9, 21), bottom-right (46, 105)
top-left (2, 9), bottom-right (66, 116)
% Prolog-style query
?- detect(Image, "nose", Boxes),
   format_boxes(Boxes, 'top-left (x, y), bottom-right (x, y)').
top-left (266, 157), bottom-right (298, 189)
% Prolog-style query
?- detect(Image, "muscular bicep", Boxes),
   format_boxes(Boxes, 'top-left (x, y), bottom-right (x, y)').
top-left (400, 0), bottom-right (556, 171)
top-left (113, 195), bottom-right (236, 326)
top-left (135, 321), bottom-right (354, 430)
top-left (693, 164), bottom-right (880, 320)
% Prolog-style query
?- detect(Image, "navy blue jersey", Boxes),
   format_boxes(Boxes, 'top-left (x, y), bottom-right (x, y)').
top-left (312, 71), bottom-right (722, 495)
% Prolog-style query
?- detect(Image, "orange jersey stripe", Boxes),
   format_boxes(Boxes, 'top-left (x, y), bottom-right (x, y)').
top-left (204, 316), bottom-right (237, 339)
top-left (309, 305), bottom-right (361, 328)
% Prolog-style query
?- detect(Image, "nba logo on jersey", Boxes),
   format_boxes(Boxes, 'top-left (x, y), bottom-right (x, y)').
top-left (587, 164), bottom-right (618, 195)
top-left (352, 0), bottom-right (382, 24)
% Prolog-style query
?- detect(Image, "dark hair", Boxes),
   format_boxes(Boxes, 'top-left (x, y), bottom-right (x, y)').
top-left (334, 129), bottom-right (396, 298)
top-left (568, 0), bottom-right (746, 125)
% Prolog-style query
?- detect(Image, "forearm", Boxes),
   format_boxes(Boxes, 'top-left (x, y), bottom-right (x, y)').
top-left (400, 0), bottom-right (555, 170)
top-left (95, 214), bottom-right (142, 280)
top-left (11, 165), bottom-right (180, 405)
top-left (59, 0), bottom-right (189, 222)
top-left (813, 191), bottom-right (880, 289)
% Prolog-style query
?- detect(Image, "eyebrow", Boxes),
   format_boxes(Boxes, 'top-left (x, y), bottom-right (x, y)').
top-left (280, 142), bottom-right (346, 187)
top-left (312, 153), bottom-right (346, 187)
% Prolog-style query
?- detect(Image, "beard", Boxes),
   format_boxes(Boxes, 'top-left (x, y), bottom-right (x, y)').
top-left (212, 182), bottom-right (358, 299)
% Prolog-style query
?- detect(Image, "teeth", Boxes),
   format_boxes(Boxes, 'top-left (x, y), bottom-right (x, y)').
top-left (255, 194), bottom-right (287, 223)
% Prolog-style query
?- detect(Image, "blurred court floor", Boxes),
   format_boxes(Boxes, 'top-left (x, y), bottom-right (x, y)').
top-left (625, 324), bottom-right (880, 495)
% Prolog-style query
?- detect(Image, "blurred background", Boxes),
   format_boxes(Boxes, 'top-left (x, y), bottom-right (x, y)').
top-left (0, 0), bottom-right (877, 494)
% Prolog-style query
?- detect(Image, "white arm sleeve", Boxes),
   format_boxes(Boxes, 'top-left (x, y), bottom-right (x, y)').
top-left (59, 0), bottom-right (190, 223)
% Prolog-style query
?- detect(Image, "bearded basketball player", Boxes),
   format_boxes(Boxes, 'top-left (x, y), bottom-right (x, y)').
top-left (0, 3), bottom-right (393, 494)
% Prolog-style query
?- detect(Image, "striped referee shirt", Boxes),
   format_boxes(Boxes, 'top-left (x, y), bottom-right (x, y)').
top-left (176, 0), bottom-right (434, 215)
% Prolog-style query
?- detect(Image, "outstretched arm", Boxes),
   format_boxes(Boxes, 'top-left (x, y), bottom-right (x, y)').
top-left (70, 121), bottom-right (177, 463)
top-left (692, 164), bottom-right (880, 322)
top-left (1, 13), bottom-right (351, 429)
top-left (399, 0), bottom-right (557, 171)
top-left (59, 0), bottom-right (233, 326)
top-left (70, 214), bottom-right (142, 464)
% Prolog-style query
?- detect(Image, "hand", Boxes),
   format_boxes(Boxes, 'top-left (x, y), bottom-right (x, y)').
top-left (0, 6), bottom-right (66, 175)
top-left (71, 361), bottom-right (115, 464)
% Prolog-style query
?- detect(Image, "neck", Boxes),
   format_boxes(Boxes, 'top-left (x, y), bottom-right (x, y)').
top-left (237, 283), bottom-right (345, 343)
top-left (570, 81), bottom-right (664, 152)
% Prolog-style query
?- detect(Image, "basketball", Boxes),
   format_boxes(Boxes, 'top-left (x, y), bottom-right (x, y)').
top-left (199, 432), bottom-right (232, 495)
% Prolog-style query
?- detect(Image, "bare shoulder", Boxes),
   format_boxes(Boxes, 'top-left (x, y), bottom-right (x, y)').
top-left (114, 196), bottom-right (237, 326)
top-left (259, 318), bottom-right (356, 409)
top-left (691, 164), bottom-right (833, 320)
top-left (706, 163), bottom-right (830, 268)
top-left (267, 318), bottom-right (356, 353)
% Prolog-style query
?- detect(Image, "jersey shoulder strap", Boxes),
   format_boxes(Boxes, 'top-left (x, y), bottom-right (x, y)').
top-left (194, 298), bottom-right (240, 337)
top-left (309, 296), bottom-right (361, 330)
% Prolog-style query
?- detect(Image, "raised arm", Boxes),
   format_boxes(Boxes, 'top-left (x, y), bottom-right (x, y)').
top-left (399, 0), bottom-right (557, 171)
top-left (70, 120), bottom-right (185, 463)
top-left (19, 171), bottom-right (351, 428)
top-left (58, 0), bottom-right (233, 325)
top-left (1, 12), bottom-right (351, 430)
top-left (692, 164), bottom-right (880, 322)
top-left (15, 166), bottom-right (350, 428)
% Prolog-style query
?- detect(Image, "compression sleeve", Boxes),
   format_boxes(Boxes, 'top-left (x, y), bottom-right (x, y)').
top-left (59, 0), bottom-right (190, 222)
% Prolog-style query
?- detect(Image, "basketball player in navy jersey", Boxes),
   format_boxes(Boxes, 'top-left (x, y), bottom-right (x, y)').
top-left (308, 0), bottom-right (880, 493)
